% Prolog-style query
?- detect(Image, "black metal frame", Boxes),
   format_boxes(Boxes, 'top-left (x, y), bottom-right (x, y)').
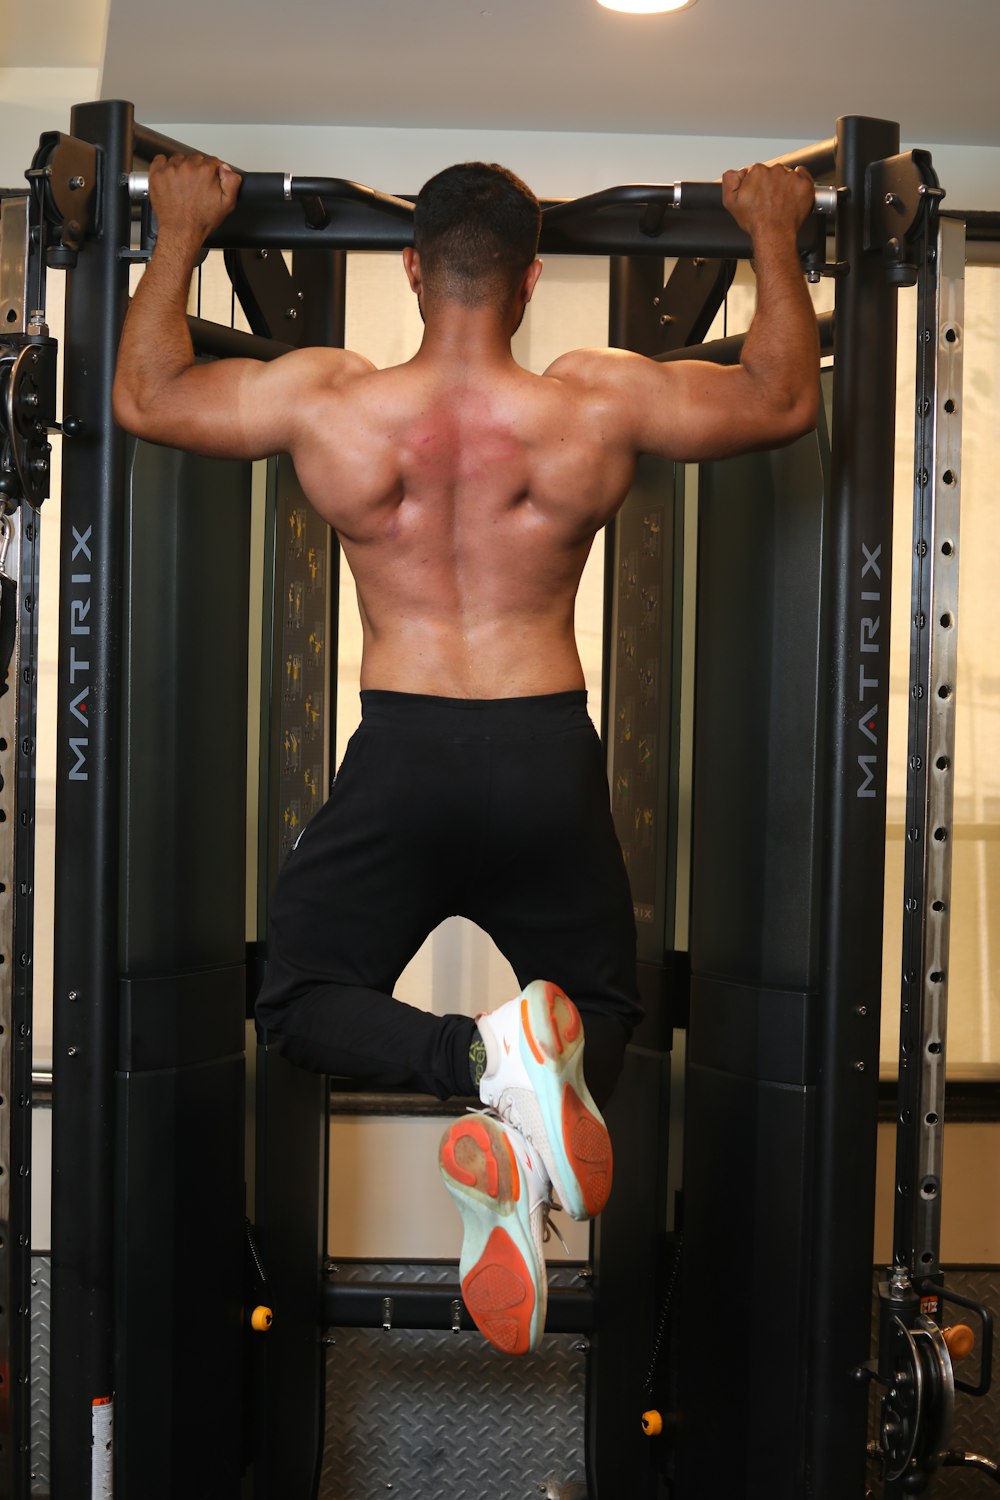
top-left (806, 114), bottom-right (904, 1496)
top-left (17, 99), bottom-right (968, 1499)
top-left (0, 411), bottom-right (42, 1500)
top-left (50, 98), bottom-right (133, 1496)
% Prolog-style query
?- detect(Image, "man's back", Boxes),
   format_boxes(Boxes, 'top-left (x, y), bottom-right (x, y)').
top-left (290, 352), bottom-right (637, 696)
top-left (112, 152), bottom-right (820, 702)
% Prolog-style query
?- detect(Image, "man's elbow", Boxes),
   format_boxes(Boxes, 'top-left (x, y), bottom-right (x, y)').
top-left (791, 384), bottom-right (820, 439)
top-left (111, 373), bottom-right (145, 436)
top-left (771, 381), bottom-right (820, 446)
top-left (112, 377), bottom-right (170, 445)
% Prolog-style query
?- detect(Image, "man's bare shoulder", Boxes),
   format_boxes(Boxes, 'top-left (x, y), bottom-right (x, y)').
top-left (282, 345), bottom-right (377, 391)
top-left (281, 348), bottom-right (383, 434)
top-left (543, 346), bottom-right (648, 388)
top-left (541, 348), bottom-right (666, 444)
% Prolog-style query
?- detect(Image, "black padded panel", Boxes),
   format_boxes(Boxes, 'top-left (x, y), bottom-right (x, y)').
top-left (115, 1056), bottom-right (245, 1498)
top-left (676, 1060), bottom-right (815, 1499)
top-left (120, 439), bottom-right (252, 974)
top-left (689, 416), bottom-right (830, 991)
top-left (677, 394), bottom-right (833, 1496)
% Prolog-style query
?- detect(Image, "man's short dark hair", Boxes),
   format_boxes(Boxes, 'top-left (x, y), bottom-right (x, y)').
top-left (413, 163), bottom-right (541, 308)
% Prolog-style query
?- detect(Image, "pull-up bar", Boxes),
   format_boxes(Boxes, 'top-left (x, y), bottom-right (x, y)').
top-left (122, 170), bottom-right (833, 262)
top-left (126, 170), bottom-right (838, 219)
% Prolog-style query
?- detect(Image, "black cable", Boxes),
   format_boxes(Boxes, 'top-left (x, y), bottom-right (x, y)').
top-left (642, 1238), bottom-right (682, 1397)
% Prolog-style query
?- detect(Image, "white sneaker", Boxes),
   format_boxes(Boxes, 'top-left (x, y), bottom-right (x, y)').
top-left (477, 980), bottom-right (613, 1221)
top-left (439, 1111), bottom-right (552, 1355)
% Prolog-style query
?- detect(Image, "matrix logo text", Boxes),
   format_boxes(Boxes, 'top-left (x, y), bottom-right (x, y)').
top-left (67, 525), bottom-right (92, 782)
top-left (857, 541), bottom-right (881, 799)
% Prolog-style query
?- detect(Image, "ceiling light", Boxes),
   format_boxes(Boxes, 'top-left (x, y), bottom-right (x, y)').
top-left (596, 0), bottom-right (696, 12)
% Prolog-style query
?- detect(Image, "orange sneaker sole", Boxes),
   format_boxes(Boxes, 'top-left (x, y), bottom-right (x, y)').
top-left (520, 981), bottom-right (614, 1218)
top-left (521, 981), bottom-right (582, 1066)
top-left (562, 1085), bottom-right (613, 1217)
top-left (461, 1225), bottom-right (538, 1356)
top-left (440, 1116), bottom-right (543, 1357)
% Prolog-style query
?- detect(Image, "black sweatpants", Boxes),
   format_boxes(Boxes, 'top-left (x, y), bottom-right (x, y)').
top-left (255, 690), bottom-right (641, 1107)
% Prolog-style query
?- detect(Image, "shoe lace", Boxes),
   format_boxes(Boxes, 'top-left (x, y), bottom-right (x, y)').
top-left (468, 1104), bottom-right (567, 1232)
top-left (488, 1097), bottom-right (553, 1182)
top-left (541, 1202), bottom-right (569, 1253)
top-left (465, 1101), bottom-right (535, 1154)
top-left (492, 1091), bottom-right (524, 1133)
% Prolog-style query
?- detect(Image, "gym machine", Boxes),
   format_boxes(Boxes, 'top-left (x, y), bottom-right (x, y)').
top-left (0, 100), bottom-right (996, 1497)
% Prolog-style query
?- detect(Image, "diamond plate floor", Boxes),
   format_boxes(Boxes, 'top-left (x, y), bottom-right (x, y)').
top-left (320, 1262), bottom-right (588, 1500)
top-left (26, 1252), bottom-right (999, 1497)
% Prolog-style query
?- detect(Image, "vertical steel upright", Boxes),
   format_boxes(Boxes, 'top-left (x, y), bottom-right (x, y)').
top-left (892, 212), bottom-right (965, 1281)
top-left (50, 98), bottom-right (133, 1497)
top-left (0, 494), bottom-right (42, 1500)
top-left (808, 114), bottom-right (901, 1496)
top-left (0, 192), bottom-right (46, 1498)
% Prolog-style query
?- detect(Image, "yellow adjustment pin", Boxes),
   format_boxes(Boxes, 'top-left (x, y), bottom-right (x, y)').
top-left (251, 1305), bottom-right (273, 1333)
top-left (641, 1409), bottom-right (663, 1437)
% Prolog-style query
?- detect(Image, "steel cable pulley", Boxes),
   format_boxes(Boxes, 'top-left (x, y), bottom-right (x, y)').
top-left (880, 1316), bottom-right (956, 1485)
top-left (0, 342), bottom-right (57, 510)
top-left (0, 354), bottom-right (20, 499)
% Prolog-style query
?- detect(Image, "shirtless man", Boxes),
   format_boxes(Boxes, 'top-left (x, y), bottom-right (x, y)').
top-left (113, 154), bottom-right (818, 1356)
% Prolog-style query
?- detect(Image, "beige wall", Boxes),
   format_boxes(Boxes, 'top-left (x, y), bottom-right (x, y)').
top-left (880, 265), bottom-right (1000, 1075)
top-left (0, 69), bottom-right (100, 185)
top-left (333, 1118), bottom-right (1000, 1265)
top-left (874, 1121), bottom-right (1000, 1265)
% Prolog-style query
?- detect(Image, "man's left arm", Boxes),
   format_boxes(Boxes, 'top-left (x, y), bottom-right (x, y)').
top-left (547, 164), bottom-right (820, 465)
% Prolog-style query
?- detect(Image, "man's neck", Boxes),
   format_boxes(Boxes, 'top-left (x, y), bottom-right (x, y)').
top-left (415, 301), bottom-right (519, 370)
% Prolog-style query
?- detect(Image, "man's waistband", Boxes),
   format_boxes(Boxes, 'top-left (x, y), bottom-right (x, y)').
top-left (358, 688), bottom-right (591, 738)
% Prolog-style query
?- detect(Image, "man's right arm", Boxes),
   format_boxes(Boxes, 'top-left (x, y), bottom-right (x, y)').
top-left (549, 163), bottom-right (821, 463)
top-left (112, 152), bottom-right (372, 461)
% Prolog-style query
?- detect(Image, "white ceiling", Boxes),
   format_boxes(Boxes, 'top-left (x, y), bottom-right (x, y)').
top-left (7, 0), bottom-right (1000, 147)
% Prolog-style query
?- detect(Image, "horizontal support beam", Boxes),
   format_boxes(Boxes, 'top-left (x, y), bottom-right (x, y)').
top-left (765, 136), bottom-right (839, 177)
top-left (950, 209), bottom-right (1000, 241)
top-left (656, 308), bottom-right (834, 366)
top-left (324, 1277), bottom-right (594, 1334)
top-left (194, 203), bottom-right (814, 260)
top-left (30, 1066), bottom-right (1000, 1119)
top-left (328, 1086), bottom-right (473, 1117)
top-left (188, 315), bottom-right (293, 362)
top-left (185, 309), bottom-right (835, 370)
top-left (132, 121), bottom-right (212, 167)
top-left (944, 209), bottom-right (1000, 261)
